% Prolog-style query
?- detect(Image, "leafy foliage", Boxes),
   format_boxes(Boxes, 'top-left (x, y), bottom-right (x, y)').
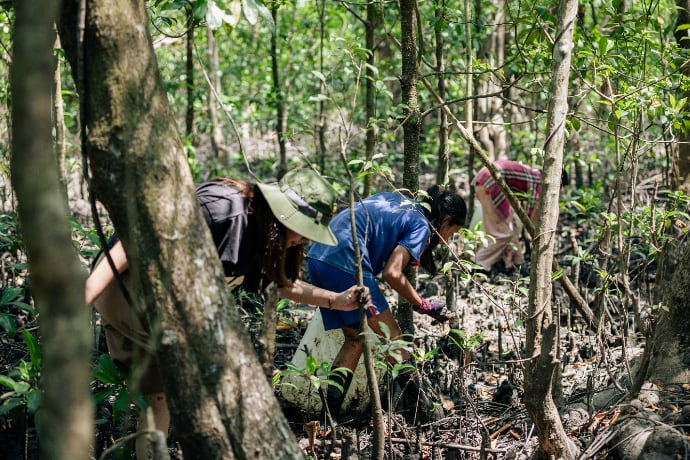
top-left (0, 330), bottom-right (41, 417)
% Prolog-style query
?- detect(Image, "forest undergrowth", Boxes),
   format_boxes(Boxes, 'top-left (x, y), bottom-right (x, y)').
top-left (1, 167), bottom-right (689, 459)
top-left (264, 200), bottom-right (689, 459)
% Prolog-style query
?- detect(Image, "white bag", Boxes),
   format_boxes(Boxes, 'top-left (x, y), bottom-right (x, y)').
top-left (279, 309), bottom-right (376, 416)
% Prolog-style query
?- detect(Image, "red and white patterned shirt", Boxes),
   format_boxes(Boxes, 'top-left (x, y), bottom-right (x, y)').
top-left (472, 160), bottom-right (542, 219)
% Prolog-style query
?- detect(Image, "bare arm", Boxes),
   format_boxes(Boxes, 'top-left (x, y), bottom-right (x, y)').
top-left (382, 245), bottom-right (423, 307)
top-left (278, 280), bottom-right (366, 311)
top-left (84, 240), bottom-right (128, 305)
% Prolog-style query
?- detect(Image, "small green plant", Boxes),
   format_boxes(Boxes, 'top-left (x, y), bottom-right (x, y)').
top-left (561, 183), bottom-right (606, 223)
top-left (92, 353), bottom-right (148, 425)
top-left (448, 329), bottom-right (484, 353)
top-left (460, 224), bottom-right (496, 264)
top-left (369, 322), bottom-right (414, 374)
top-left (277, 354), bottom-right (350, 392)
top-left (69, 217), bottom-right (106, 260)
top-left (0, 329), bottom-right (41, 417)
top-left (0, 211), bottom-right (22, 254)
top-left (237, 289), bottom-right (296, 331)
top-left (0, 287), bottom-right (35, 337)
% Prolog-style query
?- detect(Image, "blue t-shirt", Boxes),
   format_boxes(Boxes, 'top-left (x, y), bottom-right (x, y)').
top-left (307, 192), bottom-right (431, 277)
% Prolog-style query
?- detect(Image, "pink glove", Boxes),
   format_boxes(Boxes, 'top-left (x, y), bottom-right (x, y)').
top-left (414, 298), bottom-right (452, 322)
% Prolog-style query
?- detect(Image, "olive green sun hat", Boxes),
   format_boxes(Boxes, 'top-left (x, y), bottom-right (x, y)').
top-left (257, 168), bottom-right (338, 246)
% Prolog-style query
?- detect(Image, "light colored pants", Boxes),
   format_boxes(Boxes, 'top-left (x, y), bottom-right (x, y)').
top-left (92, 256), bottom-right (163, 394)
top-left (471, 185), bottom-right (525, 270)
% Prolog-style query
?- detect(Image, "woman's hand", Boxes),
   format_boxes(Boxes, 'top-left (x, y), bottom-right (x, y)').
top-left (330, 285), bottom-right (370, 311)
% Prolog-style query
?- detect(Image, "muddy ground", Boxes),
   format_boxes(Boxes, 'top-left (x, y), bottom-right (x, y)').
top-left (1, 219), bottom-right (688, 459)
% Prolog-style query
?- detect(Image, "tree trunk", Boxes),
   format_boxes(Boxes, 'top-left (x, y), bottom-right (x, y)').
top-left (54, 34), bottom-right (68, 192)
top-left (206, 27), bottom-right (225, 158)
top-left (398, 0), bottom-right (421, 336)
top-left (523, 0), bottom-right (578, 458)
top-left (11, 1), bottom-right (93, 459)
top-left (674, 0), bottom-right (690, 192)
top-left (465, 0), bottom-right (476, 223)
top-left (435, 0), bottom-right (450, 187)
top-left (57, 1), bottom-right (304, 458)
top-left (613, 234), bottom-right (690, 458)
top-left (317, 0), bottom-right (327, 172)
top-left (474, 0), bottom-right (507, 161)
top-left (647, 234), bottom-right (690, 383)
top-left (362, 0), bottom-right (379, 197)
top-left (185, 14), bottom-right (195, 141)
top-left (271, 1), bottom-right (287, 178)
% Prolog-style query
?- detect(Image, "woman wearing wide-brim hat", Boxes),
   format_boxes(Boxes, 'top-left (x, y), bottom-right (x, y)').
top-left (85, 168), bottom-right (367, 459)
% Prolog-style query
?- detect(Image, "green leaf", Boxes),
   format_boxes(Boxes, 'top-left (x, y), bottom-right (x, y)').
top-left (241, 0), bottom-right (258, 24)
top-left (311, 70), bottom-right (326, 83)
top-left (363, 63), bottom-right (379, 77)
top-left (598, 37), bottom-right (613, 56)
top-left (254, 0), bottom-right (274, 29)
top-left (26, 388), bottom-right (41, 415)
top-left (242, 0), bottom-right (271, 27)
top-left (0, 313), bottom-right (15, 337)
top-left (1, 287), bottom-right (22, 305)
top-left (207, 1), bottom-right (229, 29)
top-left (112, 388), bottom-right (131, 422)
top-left (0, 397), bottom-right (24, 416)
top-left (92, 387), bottom-right (117, 405)
top-left (9, 381), bottom-right (30, 395)
top-left (305, 355), bottom-right (317, 376)
top-left (22, 330), bottom-right (41, 372)
top-left (308, 94), bottom-right (329, 102)
top-left (93, 354), bottom-right (123, 385)
top-left (0, 374), bottom-right (18, 390)
top-left (8, 301), bottom-right (35, 315)
top-left (191, 0), bottom-right (208, 22)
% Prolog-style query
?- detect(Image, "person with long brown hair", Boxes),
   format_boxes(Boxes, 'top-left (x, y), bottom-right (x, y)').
top-left (85, 168), bottom-right (366, 459)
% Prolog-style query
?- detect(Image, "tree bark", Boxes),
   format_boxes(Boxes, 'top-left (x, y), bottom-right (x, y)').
top-left (271, 1), bottom-right (287, 178)
top-left (11, 1), bottom-right (93, 459)
top-left (54, 34), bottom-right (68, 193)
top-left (398, 0), bottom-right (421, 336)
top-left (523, 0), bottom-right (579, 458)
top-left (474, 0), bottom-right (507, 161)
top-left (206, 27), bottom-right (226, 158)
top-left (57, 0), bottom-right (304, 458)
top-left (619, 234), bottom-right (690, 457)
top-left (317, 0), bottom-right (327, 172)
top-left (465, 0), bottom-right (476, 222)
top-left (674, 0), bottom-right (690, 192)
top-left (186, 14), bottom-right (195, 141)
top-left (435, 0), bottom-right (450, 187)
top-left (362, 0), bottom-right (379, 196)
top-left (647, 234), bottom-right (690, 384)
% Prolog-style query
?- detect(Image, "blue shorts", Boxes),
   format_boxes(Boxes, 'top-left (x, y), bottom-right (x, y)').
top-left (307, 258), bottom-right (389, 331)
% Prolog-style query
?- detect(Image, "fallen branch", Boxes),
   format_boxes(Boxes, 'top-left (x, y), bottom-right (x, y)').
top-left (389, 437), bottom-right (508, 454)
